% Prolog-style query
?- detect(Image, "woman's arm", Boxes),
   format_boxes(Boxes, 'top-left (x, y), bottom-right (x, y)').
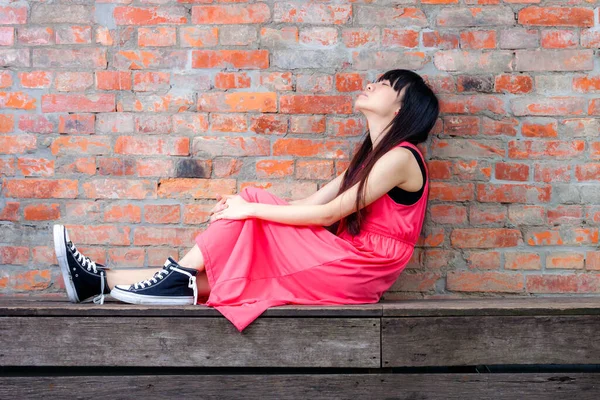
top-left (287, 168), bottom-right (348, 206)
top-left (251, 149), bottom-right (412, 226)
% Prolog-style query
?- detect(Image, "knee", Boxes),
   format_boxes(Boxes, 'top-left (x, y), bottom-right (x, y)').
top-left (239, 186), bottom-right (261, 203)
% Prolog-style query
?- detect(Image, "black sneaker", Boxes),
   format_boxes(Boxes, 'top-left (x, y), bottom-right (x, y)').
top-left (53, 224), bottom-right (111, 304)
top-left (110, 257), bottom-right (198, 305)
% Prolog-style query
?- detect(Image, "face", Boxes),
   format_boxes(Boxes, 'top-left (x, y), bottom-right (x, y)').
top-left (354, 78), bottom-right (403, 118)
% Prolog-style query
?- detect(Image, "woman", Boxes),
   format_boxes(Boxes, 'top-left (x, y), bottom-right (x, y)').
top-left (53, 69), bottom-right (440, 332)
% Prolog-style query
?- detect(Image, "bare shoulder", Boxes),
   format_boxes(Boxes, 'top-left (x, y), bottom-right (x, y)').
top-left (375, 146), bottom-right (414, 172)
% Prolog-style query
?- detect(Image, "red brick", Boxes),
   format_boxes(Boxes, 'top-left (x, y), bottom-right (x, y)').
top-left (0, 246), bottom-right (29, 265)
top-left (193, 136), bottom-right (269, 157)
top-left (104, 204), bottom-right (142, 223)
top-left (138, 27), bottom-right (176, 47)
top-left (198, 92), bottom-right (276, 113)
top-left (65, 224), bottom-right (131, 246)
top-left (575, 164), bottom-right (600, 181)
top-left (290, 116), bottom-right (326, 134)
top-left (210, 114), bottom-right (247, 133)
top-left (328, 117), bottom-right (366, 137)
top-left (460, 30), bottom-right (496, 49)
top-left (495, 162), bottom-right (529, 181)
top-left (133, 72), bottom-right (170, 92)
top-left (19, 71), bottom-right (52, 89)
top-left (3, 179), bottom-right (77, 199)
top-left (389, 272), bottom-right (441, 292)
top-left (534, 164), bottom-right (571, 183)
top-left (192, 50), bottom-right (269, 69)
top-left (505, 253), bottom-right (541, 270)
top-left (547, 253), bottom-right (584, 269)
top-left (273, 138), bottom-right (348, 159)
top-left (451, 228), bottom-right (522, 248)
top-left (443, 116), bottom-right (480, 136)
top-left (273, 3), bottom-right (352, 25)
top-left (335, 73), bottom-right (364, 92)
top-left (58, 114), bottom-right (95, 135)
top-left (521, 120), bottom-right (558, 137)
top-left (295, 160), bottom-right (334, 180)
top-left (477, 183), bottom-right (551, 203)
top-left (108, 248), bottom-right (145, 268)
top-left (518, 7), bottom-right (594, 27)
top-left (469, 205), bottom-right (506, 225)
top-left (495, 75), bottom-right (533, 94)
top-left (133, 227), bottom-right (199, 247)
top-left (526, 228), bottom-right (598, 246)
top-left (296, 74), bottom-right (333, 93)
top-left (447, 271), bottom-right (524, 293)
top-left (430, 205), bottom-right (467, 224)
top-left (510, 96), bottom-right (587, 115)
top-left (382, 29), bottom-right (419, 48)
top-left (192, 4), bottom-right (270, 24)
top-left (115, 136), bottom-right (189, 156)
top-left (0, 202), bottom-right (19, 221)
top-left (586, 252), bottom-right (600, 271)
top-left (23, 203), bottom-right (60, 221)
top-left (0, 6), bottom-right (28, 24)
top-left (144, 205), bottom-right (180, 224)
top-left (508, 205), bottom-right (545, 225)
top-left (114, 6), bottom-right (187, 25)
top-left (508, 140), bottom-right (585, 159)
top-left (8, 270), bottom-right (52, 291)
top-left (466, 251), bottom-right (501, 270)
top-left (215, 72), bottom-right (251, 89)
top-left (300, 27), bottom-right (338, 46)
top-left (81, 179), bottom-right (155, 200)
top-left (0, 91), bottom-right (36, 110)
top-left (280, 95), bottom-right (353, 114)
top-left (256, 160), bottom-right (294, 178)
top-left (157, 178), bottom-right (236, 200)
top-left (41, 93), bottom-right (115, 113)
top-left (541, 30), bottom-right (577, 49)
top-left (526, 274), bottom-right (600, 294)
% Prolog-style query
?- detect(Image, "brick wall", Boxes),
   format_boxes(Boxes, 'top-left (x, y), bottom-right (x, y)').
top-left (1, 1), bottom-right (599, 297)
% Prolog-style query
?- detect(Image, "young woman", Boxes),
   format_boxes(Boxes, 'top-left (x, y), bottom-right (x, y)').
top-left (53, 69), bottom-right (440, 332)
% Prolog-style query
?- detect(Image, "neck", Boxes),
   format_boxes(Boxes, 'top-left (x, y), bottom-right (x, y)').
top-left (366, 116), bottom-right (394, 148)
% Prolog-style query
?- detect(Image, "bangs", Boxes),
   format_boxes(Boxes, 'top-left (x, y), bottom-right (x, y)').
top-left (377, 70), bottom-right (408, 99)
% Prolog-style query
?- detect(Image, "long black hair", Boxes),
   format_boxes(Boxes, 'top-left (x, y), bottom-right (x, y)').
top-left (325, 69), bottom-right (440, 236)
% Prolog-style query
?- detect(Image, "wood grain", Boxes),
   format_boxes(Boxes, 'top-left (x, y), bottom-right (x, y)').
top-left (383, 315), bottom-right (600, 367)
top-left (0, 316), bottom-right (380, 368)
top-left (1, 374), bottom-right (599, 400)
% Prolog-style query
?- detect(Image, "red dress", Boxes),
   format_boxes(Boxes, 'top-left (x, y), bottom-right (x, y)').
top-left (195, 141), bottom-right (429, 332)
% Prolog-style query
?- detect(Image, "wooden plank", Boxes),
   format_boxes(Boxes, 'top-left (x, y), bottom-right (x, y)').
top-left (1, 374), bottom-right (599, 399)
top-left (2, 296), bottom-right (599, 318)
top-left (0, 298), bottom-right (382, 317)
top-left (382, 297), bottom-right (600, 317)
top-left (0, 317), bottom-right (380, 368)
top-left (382, 315), bottom-right (600, 367)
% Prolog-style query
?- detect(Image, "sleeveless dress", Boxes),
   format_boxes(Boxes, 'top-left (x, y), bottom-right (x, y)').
top-left (194, 141), bottom-right (429, 332)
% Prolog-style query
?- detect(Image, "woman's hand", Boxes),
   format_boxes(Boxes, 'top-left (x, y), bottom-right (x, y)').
top-left (209, 194), bottom-right (253, 223)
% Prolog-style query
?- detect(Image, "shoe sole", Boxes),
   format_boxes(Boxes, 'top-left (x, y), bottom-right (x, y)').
top-left (111, 287), bottom-right (194, 306)
top-left (53, 224), bottom-right (79, 303)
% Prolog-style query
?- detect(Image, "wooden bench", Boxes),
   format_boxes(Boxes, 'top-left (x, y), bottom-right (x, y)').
top-left (1, 297), bottom-right (599, 399)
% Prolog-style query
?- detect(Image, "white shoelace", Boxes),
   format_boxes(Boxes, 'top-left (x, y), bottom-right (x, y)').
top-left (68, 242), bottom-right (106, 305)
top-left (172, 266), bottom-right (198, 305)
top-left (69, 242), bottom-right (99, 273)
top-left (92, 271), bottom-right (106, 305)
top-left (132, 266), bottom-right (198, 305)
top-left (133, 268), bottom-right (170, 289)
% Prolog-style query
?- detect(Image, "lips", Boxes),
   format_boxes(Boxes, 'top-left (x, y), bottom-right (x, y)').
top-left (359, 92), bottom-right (368, 98)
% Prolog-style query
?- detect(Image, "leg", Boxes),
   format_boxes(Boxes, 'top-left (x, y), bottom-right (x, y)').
top-left (106, 244), bottom-right (210, 296)
top-left (105, 268), bottom-right (162, 290)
